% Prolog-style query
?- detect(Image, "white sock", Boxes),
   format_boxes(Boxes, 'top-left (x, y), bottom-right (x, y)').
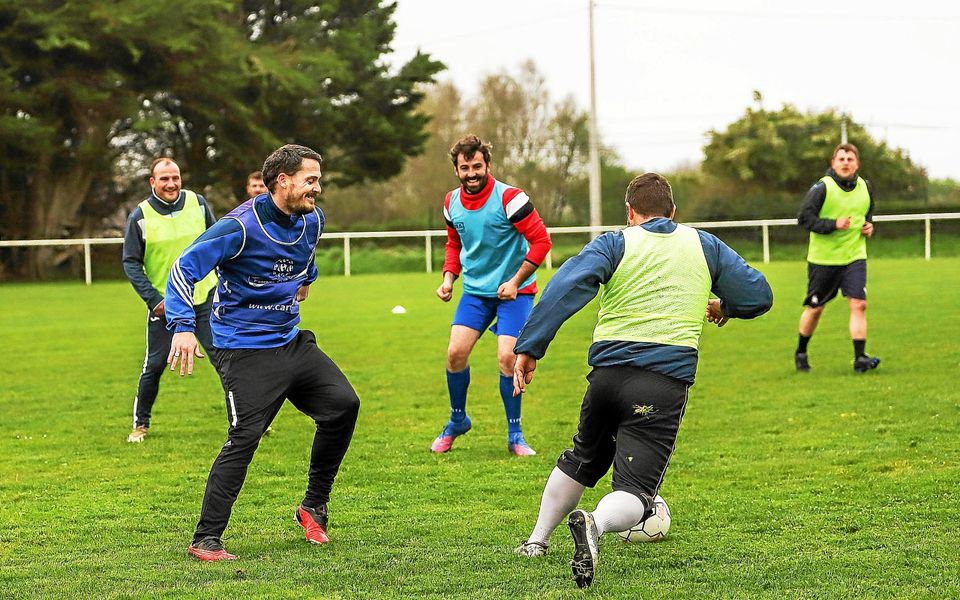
top-left (592, 490), bottom-right (647, 536)
top-left (527, 467), bottom-right (585, 545)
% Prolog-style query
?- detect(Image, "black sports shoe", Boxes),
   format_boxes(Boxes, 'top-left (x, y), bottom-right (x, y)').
top-left (854, 355), bottom-right (880, 373)
top-left (568, 509), bottom-right (599, 589)
top-left (795, 352), bottom-right (811, 372)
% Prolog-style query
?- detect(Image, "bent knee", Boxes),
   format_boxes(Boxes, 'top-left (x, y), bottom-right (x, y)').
top-left (497, 354), bottom-right (516, 376)
top-left (849, 298), bottom-right (867, 311)
top-left (335, 388), bottom-right (361, 419)
top-left (447, 347), bottom-right (470, 371)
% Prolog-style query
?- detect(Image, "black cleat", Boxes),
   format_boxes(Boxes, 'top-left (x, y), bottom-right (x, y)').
top-left (568, 509), bottom-right (599, 589)
top-left (795, 352), bottom-right (811, 372)
top-left (854, 355), bottom-right (880, 373)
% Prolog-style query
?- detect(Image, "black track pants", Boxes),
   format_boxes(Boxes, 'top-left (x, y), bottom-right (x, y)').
top-left (192, 330), bottom-right (360, 543)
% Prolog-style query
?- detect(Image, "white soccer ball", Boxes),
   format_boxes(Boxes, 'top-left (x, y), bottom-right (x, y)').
top-left (617, 494), bottom-right (671, 543)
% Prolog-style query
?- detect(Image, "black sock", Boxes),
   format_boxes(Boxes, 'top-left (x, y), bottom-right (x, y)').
top-left (797, 334), bottom-right (811, 354)
top-left (853, 339), bottom-right (866, 358)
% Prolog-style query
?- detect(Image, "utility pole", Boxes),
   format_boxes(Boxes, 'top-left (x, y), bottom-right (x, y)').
top-left (588, 0), bottom-right (602, 237)
top-left (841, 116), bottom-right (848, 144)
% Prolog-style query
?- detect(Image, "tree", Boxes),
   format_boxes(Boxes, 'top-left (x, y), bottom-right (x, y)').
top-left (320, 81), bottom-right (465, 230)
top-left (467, 61), bottom-right (590, 224)
top-left (0, 0), bottom-right (442, 277)
top-left (323, 63), bottom-right (594, 231)
top-left (702, 104), bottom-right (928, 201)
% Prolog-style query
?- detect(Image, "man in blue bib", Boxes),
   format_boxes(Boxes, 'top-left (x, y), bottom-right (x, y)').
top-left (431, 135), bottom-right (552, 456)
top-left (165, 144), bottom-right (360, 562)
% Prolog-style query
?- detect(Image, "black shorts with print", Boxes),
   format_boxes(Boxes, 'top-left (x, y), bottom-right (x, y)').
top-left (556, 365), bottom-right (689, 501)
top-left (803, 259), bottom-right (867, 307)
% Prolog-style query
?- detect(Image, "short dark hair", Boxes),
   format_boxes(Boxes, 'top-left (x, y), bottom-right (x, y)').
top-left (262, 144), bottom-right (323, 192)
top-left (832, 143), bottom-right (859, 160)
top-left (624, 173), bottom-right (675, 218)
top-left (150, 157), bottom-right (177, 177)
top-left (247, 170), bottom-right (263, 182)
top-left (449, 134), bottom-right (492, 167)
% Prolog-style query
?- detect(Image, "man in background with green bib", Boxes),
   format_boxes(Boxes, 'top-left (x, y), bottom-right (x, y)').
top-left (511, 173), bottom-right (772, 588)
top-left (122, 158), bottom-right (219, 443)
top-left (795, 143), bottom-right (880, 374)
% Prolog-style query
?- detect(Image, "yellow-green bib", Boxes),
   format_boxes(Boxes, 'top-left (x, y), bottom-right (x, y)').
top-left (594, 224), bottom-right (712, 349)
top-left (807, 176), bottom-right (870, 265)
top-left (140, 191), bottom-right (217, 305)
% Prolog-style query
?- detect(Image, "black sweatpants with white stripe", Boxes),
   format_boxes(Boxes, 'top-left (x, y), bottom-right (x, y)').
top-left (192, 330), bottom-right (360, 543)
top-left (132, 298), bottom-right (217, 428)
top-left (556, 366), bottom-right (688, 501)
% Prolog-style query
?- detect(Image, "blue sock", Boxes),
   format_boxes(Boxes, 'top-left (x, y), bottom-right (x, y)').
top-left (500, 374), bottom-right (522, 436)
top-left (447, 367), bottom-right (470, 423)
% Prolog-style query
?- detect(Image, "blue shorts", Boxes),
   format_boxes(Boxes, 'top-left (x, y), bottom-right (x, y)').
top-left (452, 293), bottom-right (534, 338)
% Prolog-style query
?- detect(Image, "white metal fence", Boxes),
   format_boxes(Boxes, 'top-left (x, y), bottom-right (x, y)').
top-left (2, 212), bottom-right (959, 284)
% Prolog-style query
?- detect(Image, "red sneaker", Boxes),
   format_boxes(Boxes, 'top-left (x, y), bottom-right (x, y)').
top-left (187, 537), bottom-right (237, 562)
top-left (295, 505), bottom-right (330, 544)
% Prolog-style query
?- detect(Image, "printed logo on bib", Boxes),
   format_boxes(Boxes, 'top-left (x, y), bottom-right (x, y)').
top-left (248, 258), bottom-right (297, 287)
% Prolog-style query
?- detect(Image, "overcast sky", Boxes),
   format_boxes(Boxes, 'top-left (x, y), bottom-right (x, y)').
top-left (389, 0), bottom-right (960, 180)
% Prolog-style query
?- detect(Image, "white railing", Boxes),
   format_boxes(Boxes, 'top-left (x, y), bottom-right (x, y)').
top-left (2, 212), bottom-right (959, 284)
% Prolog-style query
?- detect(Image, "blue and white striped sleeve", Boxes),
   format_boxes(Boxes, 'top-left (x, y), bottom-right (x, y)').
top-left (165, 218), bottom-right (244, 333)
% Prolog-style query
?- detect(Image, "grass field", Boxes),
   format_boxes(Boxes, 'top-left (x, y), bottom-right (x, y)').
top-left (1, 258), bottom-right (959, 598)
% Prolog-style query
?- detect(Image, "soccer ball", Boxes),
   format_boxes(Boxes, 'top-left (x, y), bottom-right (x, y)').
top-left (617, 494), bottom-right (671, 542)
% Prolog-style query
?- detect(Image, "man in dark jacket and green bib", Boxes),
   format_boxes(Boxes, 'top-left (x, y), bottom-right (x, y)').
top-left (795, 143), bottom-right (880, 373)
top-left (511, 173), bottom-right (772, 588)
top-left (121, 158), bottom-right (219, 442)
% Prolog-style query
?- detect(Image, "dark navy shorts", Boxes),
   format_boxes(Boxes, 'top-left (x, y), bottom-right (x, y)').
top-left (557, 366), bottom-right (689, 500)
top-left (452, 292), bottom-right (534, 337)
top-left (803, 259), bottom-right (867, 307)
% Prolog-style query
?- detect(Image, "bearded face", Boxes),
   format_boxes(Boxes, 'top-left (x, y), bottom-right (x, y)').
top-left (275, 159), bottom-right (322, 215)
top-left (455, 152), bottom-right (490, 194)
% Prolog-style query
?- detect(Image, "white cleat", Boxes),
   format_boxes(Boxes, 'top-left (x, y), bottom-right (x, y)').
top-left (515, 540), bottom-right (549, 557)
top-left (127, 426), bottom-right (148, 443)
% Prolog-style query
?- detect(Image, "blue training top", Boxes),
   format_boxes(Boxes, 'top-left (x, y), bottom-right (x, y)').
top-left (165, 193), bottom-right (322, 349)
top-left (513, 218), bottom-right (773, 384)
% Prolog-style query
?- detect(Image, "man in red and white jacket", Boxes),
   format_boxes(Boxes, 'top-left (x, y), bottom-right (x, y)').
top-left (432, 134), bottom-right (551, 456)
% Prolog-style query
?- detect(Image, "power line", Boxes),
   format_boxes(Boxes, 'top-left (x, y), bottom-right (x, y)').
top-left (597, 2), bottom-right (960, 22)
top-left (389, 7), bottom-right (584, 52)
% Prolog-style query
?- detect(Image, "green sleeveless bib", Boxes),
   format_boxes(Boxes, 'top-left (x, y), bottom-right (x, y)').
top-left (594, 224), bottom-right (712, 349)
top-left (807, 176), bottom-right (870, 265)
top-left (140, 190), bottom-right (217, 305)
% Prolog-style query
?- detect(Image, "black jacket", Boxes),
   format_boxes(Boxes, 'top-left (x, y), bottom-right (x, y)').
top-left (797, 168), bottom-right (875, 234)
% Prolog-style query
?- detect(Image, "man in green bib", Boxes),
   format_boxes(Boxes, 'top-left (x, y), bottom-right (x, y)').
top-left (511, 173), bottom-right (772, 588)
top-left (795, 143), bottom-right (880, 373)
top-left (122, 158), bottom-right (219, 442)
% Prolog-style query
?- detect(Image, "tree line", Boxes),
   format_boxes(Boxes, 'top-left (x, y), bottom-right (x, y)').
top-left (324, 82), bottom-right (939, 232)
top-left (0, 0), bottom-right (442, 277)
top-left (0, 1), bottom-right (951, 279)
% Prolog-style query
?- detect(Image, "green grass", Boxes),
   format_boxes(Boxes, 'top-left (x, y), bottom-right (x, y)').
top-left (1, 258), bottom-right (958, 598)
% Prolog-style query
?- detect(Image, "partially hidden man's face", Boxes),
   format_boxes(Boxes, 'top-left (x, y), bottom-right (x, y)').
top-left (150, 161), bottom-right (182, 203)
top-left (831, 150), bottom-right (859, 180)
top-left (455, 152), bottom-right (489, 194)
top-left (246, 177), bottom-right (267, 198)
top-left (276, 159), bottom-right (322, 215)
